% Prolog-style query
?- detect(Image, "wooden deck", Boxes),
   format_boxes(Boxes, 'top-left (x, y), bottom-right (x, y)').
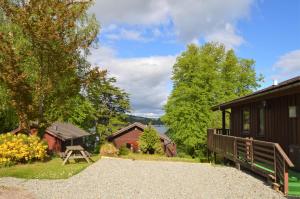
top-left (207, 129), bottom-right (294, 195)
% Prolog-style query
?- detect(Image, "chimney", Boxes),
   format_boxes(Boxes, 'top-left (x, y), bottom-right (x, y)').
top-left (273, 79), bottom-right (278, 86)
top-left (55, 125), bottom-right (58, 131)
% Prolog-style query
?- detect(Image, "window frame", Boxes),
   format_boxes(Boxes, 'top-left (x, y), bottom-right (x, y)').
top-left (257, 106), bottom-right (266, 137)
top-left (242, 107), bottom-right (250, 135)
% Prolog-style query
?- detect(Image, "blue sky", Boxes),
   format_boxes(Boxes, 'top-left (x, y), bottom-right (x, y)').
top-left (88, 0), bottom-right (300, 117)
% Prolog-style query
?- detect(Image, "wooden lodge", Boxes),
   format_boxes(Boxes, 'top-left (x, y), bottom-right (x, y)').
top-left (12, 122), bottom-right (90, 153)
top-left (208, 76), bottom-right (300, 195)
top-left (108, 122), bottom-right (177, 157)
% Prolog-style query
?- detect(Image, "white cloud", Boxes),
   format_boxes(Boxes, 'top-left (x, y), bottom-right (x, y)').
top-left (273, 50), bottom-right (300, 80)
top-left (204, 23), bottom-right (245, 49)
top-left (90, 0), bottom-right (254, 47)
top-left (105, 29), bottom-right (149, 42)
top-left (274, 50), bottom-right (300, 73)
top-left (88, 47), bottom-right (176, 117)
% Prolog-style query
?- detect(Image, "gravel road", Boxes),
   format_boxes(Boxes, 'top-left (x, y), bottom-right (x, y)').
top-left (0, 157), bottom-right (284, 199)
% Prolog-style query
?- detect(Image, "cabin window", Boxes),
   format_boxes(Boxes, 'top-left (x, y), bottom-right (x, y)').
top-left (258, 107), bottom-right (265, 137)
top-left (242, 108), bottom-right (250, 133)
top-left (126, 143), bottom-right (131, 149)
top-left (289, 106), bottom-right (297, 118)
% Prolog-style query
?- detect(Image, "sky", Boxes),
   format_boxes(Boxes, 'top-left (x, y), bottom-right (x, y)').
top-left (88, 0), bottom-right (300, 118)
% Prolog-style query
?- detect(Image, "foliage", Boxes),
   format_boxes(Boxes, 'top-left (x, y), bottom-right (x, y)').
top-left (139, 125), bottom-right (163, 154)
top-left (0, 155), bottom-right (100, 179)
top-left (100, 143), bottom-right (118, 157)
top-left (0, 0), bottom-right (99, 131)
top-left (118, 145), bottom-right (130, 156)
top-left (162, 43), bottom-right (263, 157)
top-left (85, 69), bottom-right (130, 142)
top-left (45, 96), bottom-right (96, 131)
top-left (0, 85), bottom-right (18, 132)
top-left (0, 133), bottom-right (48, 166)
top-left (126, 115), bottom-right (163, 125)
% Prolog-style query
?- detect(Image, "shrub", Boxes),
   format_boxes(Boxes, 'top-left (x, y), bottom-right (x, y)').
top-left (0, 133), bottom-right (48, 166)
top-left (100, 143), bottom-right (118, 157)
top-left (118, 145), bottom-right (130, 156)
top-left (139, 125), bottom-right (163, 155)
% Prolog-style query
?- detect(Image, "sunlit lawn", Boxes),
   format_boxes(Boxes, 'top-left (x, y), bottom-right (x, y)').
top-left (119, 153), bottom-right (200, 163)
top-left (0, 155), bottom-right (100, 179)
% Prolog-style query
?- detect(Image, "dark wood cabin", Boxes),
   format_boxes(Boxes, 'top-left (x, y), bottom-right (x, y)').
top-left (108, 122), bottom-right (177, 157)
top-left (208, 77), bottom-right (300, 194)
top-left (212, 76), bottom-right (300, 164)
top-left (12, 122), bottom-right (90, 153)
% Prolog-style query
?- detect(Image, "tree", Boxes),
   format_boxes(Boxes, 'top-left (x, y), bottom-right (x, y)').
top-left (161, 43), bottom-right (263, 157)
top-left (0, 0), bottom-right (99, 132)
top-left (0, 84), bottom-right (18, 132)
top-left (139, 125), bottom-right (163, 154)
top-left (45, 95), bottom-right (96, 131)
top-left (84, 68), bottom-right (130, 144)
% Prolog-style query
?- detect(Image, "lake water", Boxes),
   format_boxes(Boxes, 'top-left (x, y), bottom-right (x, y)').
top-left (153, 125), bottom-right (168, 134)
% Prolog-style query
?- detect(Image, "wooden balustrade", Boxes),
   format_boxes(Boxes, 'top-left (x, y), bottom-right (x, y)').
top-left (207, 129), bottom-right (294, 195)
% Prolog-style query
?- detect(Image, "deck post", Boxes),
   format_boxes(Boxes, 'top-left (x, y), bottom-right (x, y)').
top-left (236, 162), bottom-right (240, 170)
top-left (222, 110), bottom-right (226, 135)
top-left (214, 152), bottom-right (217, 163)
top-left (283, 162), bottom-right (289, 195)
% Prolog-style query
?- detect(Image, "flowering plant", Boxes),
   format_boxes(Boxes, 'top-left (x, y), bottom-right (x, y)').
top-left (0, 133), bottom-right (48, 166)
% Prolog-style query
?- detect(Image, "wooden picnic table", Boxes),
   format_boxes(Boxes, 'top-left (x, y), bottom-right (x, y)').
top-left (62, 145), bottom-right (93, 165)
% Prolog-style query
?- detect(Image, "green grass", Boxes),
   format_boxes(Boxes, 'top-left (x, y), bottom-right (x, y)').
top-left (119, 153), bottom-right (200, 163)
top-left (288, 169), bottom-right (300, 197)
top-left (0, 155), bottom-right (100, 179)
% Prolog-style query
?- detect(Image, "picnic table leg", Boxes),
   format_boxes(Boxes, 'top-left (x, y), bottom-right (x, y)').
top-left (62, 151), bottom-right (73, 165)
top-left (83, 151), bottom-right (94, 162)
top-left (80, 150), bottom-right (90, 163)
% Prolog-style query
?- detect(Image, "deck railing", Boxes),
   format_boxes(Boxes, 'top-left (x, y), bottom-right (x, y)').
top-left (207, 128), bottom-right (294, 195)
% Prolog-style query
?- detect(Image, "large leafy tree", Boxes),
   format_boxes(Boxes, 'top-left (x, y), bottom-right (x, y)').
top-left (0, 0), bottom-right (99, 132)
top-left (161, 43), bottom-right (263, 157)
top-left (85, 68), bottom-right (130, 143)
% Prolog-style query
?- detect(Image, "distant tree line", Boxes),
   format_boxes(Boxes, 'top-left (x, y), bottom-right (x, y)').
top-left (126, 115), bottom-right (163, 125)
top-left (161, 43), bottom-right (263, 158)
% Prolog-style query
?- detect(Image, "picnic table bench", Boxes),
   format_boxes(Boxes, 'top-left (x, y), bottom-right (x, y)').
top-left (61, 145), bottom-right (93, 165)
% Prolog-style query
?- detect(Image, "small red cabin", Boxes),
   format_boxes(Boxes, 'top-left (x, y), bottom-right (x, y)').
top-left (12, 122), bottom-right (90, 153)
top-left (108, 122), bottom-right (177, 157)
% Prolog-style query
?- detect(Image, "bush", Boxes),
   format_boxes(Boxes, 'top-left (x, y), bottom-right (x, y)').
top-left (118, 145), bottom-right (130, 156)
top-left (100, 143), bottom-right (118, 157)
top-left (139, 125), bottom-right (163, 155)
top-left (0, 133), bottom-right (48, 166)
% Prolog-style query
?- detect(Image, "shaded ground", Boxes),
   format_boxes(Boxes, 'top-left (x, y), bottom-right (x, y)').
top-left (0, 157), bottom-right (284, 199)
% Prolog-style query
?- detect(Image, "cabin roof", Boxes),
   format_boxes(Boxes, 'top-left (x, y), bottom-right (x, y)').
top-left (46, 122), bottom-right (90, 141)
top-left (212, 76), bottom-right (300, 111)
top-left (108, 122), bottom-right (172, 143)
top-left (11, 122), bottom-right (90, 141)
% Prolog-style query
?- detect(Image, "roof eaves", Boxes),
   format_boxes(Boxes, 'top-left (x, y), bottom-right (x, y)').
top-left (212, 77), bottom-right (300, 111)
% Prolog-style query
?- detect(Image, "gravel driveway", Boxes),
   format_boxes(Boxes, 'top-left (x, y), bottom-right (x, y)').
top-left (0, 157), bottom-right (284, 199)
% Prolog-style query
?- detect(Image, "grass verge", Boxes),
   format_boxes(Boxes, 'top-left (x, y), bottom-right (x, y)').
top-left (0, 155), bottom-right (100, 179)
top-left (119, 153), bottom-right (200, 163)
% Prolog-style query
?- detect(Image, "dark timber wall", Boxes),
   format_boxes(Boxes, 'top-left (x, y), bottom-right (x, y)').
top-left (230, 93), bottom-right (300, 153)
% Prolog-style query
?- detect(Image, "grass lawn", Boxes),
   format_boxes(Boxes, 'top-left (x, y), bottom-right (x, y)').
top-left (119, 153), bottom-right (200, 163)
top-left (0, 155), bottom-right (100, 179)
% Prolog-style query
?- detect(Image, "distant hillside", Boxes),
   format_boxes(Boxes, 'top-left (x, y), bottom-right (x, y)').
top-left (126, 115), bottom-right (164, 125)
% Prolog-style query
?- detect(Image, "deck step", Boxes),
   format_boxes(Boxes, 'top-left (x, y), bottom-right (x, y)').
top-left (272, 183), bottom-right (280, 192)
top-left (268, 174), bottom-right (276, 180)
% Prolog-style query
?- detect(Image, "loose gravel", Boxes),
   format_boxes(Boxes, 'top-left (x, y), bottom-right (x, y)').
top-left (0, 157), bottom-right (284, 199)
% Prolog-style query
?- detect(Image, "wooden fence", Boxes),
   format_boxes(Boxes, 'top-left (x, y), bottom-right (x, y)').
top-left (207, 128), bottom-right (294, 195)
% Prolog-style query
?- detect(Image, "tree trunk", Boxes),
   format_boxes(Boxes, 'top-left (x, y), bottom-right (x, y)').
top-left (18, 112), bottom-right (30, 134)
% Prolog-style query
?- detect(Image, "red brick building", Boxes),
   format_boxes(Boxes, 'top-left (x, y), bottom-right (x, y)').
top-left (108, 122), bottom-right (177, 157)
